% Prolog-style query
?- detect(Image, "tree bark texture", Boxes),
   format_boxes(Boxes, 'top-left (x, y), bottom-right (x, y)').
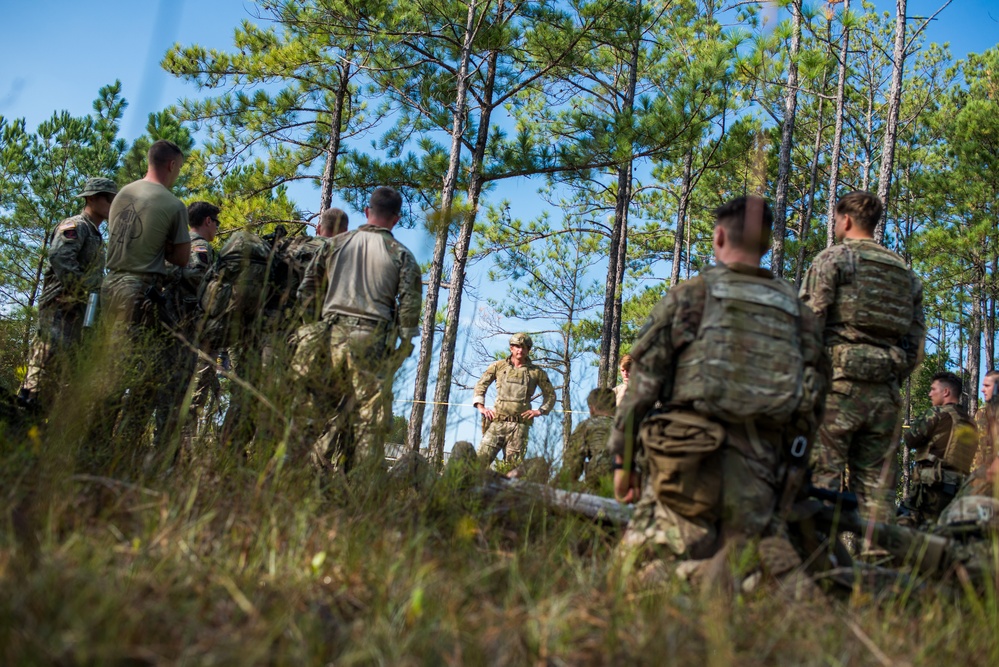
top-left (874, 0), bottom-right (907, 245)
top-left (826, 0), bottom-right (850, 248)
top-left (770, 0), bottom-right (802, 278)
top-left (426, 28), bottom-right (500, 464)
top-left (407, 0), bottom-right (478, 451)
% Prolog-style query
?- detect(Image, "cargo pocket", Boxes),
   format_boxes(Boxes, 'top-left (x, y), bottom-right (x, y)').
top-left (639, 411), bottom-right (726, 522)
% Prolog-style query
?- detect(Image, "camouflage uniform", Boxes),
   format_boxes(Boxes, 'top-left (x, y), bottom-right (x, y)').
top-left (901, 403), bottom-right (978, 526)
top-left (800, 238), bottom-right (925, 521)
top-left (154, 231), bottom-right (219, 446)
top-left (562, 414), bottom-right (614, 494)
top-left (21, 209), bottom-right (106, 402)
top-left (473, 349), bottom-right (556, 466)
top-left (296, 224), bottom-right (421, 469)
top-left (610, 263), bottom-right (828, 561)
top-left (974, 401), bottom-right (999, 467)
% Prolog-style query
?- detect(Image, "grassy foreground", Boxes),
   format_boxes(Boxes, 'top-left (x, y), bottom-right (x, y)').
top-left (1, 427), bottom-right (998, 666)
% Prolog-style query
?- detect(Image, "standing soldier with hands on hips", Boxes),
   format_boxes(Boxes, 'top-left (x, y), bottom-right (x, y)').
top-left (473, 333), bottom-right (556, 467)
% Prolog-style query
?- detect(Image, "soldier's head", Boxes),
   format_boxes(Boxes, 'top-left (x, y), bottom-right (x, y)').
top-left (587, 387), bottom-right (616, 417)
top-left (147, 139), bottom-right (185, 188)
top-left (983, 370), bottom-right (999, 402)
top-left (712, 196), bottom-right (773, 265)
top-left (188, 201), bottom-right (221, 242)
top-left (834, 191), bottom-right (882, 241)
top-left (318, 207), bottom-right (349, 238)
top-left (366, 187), bottom-right (403, 229)
top-left (619, 353), bottom-right (633, 382)
top-left (929, 371), bottom-right (962, 407)
top-left (77, 177), bottom-right (118, 223)
top-left (509, 333), bottom-right (532, 362)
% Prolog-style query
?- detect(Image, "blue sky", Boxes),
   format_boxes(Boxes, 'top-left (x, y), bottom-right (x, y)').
top-left (2, 0), bottom-right (997, 450)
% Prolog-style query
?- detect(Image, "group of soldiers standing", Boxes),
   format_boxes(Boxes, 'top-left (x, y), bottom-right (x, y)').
top-left (14, 140), bottom-right (423, 473)
top-left (10, 138), bottom-right (998, 577)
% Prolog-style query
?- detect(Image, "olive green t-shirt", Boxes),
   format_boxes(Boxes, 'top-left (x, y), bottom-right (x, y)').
top-left (106, 180), bottom-right (189, 275)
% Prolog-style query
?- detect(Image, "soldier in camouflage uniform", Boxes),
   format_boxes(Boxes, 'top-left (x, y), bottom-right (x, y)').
top-left (975, 370), bottom-right (999, 466)
top-left (17, 177), bottom-right (118, 407)
top-left (288, 208), bottom-right (350, 442)
top-left (473, 333), bottom-right (556, 467)
top-left (153, 201), bottom-right (222, 447)
top-left (296, 188), bottom-right (421, 470)
top-left (610, 197), bottom-right (828, 569)
top-left (899, 372), bottom-right (978, 527)
top-left (561, 387), bottom-right (616, 495)
top-left (800, 191), bottom-right (925, 522)
top-left (613, 354), bottom-right (632, 406)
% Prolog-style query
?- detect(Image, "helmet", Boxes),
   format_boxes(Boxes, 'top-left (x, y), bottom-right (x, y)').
top-left (937, 496), bottom-right (999, 529)
top-left (77, 177), bottom-right (118, 198)
top-left (509, 333), bottom-right (533, 349)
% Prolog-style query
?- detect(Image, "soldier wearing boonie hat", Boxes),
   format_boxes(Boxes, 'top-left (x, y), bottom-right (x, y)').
top-left (472, 332), bottom-right (555, 466)
top-left (16, 176), bottom-right (118, 408)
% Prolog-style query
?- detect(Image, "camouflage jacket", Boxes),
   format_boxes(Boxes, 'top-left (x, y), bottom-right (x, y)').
top-left (974, 403), bottom-right (999, 464)
top-left (297, 225), bottom-right (422, 338)
top-left (38, 211), bottom-right (105, 311)
top-left (609, 262), bottom-right (829, 459)
top-left (799, 238), bottom-right (925, 382)
top-left (905, 403), bottom-right (976, 469)
top-left (563, 415), bottom-right (614, 487)
top-left (472, 357), bottom-right (556, 419)
top-left (168, 232), bottom-right (217, 309)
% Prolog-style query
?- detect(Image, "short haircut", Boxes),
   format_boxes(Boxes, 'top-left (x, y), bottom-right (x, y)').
top-left (932, 371), bottom-right (963, 399)
top-left (587, 388), bottom-right (617, 414)
top-left (713, 196), bottom-right (773, 256)
top-left (148, 139), bottom-right (184, 169)
top-left (369, 186), bottom-right (402, 218)
top-left (619, 353), bottom-right (633, 373)
top-left (187, 201), bottom-right (220, 228)
top-left (319, 207), bottom-right (349, 234)
top-left (835, 191), bottom-right (883, 234)
top-left (986, 370), bottom-right (999, 380)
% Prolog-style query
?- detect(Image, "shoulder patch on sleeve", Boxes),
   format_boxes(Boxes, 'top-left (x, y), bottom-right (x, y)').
top-left (57, 220), bottom-right (79, 239)
top-left (196, 250), bottom-right (210, 266)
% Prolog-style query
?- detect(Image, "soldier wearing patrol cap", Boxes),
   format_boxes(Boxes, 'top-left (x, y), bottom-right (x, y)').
top-left (17, 176), bottom-right (118, 407)
top-left (473, 332), bottom-right (556, 466)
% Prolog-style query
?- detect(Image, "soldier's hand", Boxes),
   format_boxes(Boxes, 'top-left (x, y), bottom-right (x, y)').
top-left (479, 405), bottom-right (496, 420)
top-left (613, 468), bottom-right (639, 504)
top-left (520, 408), bottom-right (541, 420)
top-left (397, 339), bottom-right (415, 359)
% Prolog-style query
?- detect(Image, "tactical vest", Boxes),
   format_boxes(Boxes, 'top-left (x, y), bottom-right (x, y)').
top-left (671, 267), bottom-right (804, 424)
top-left (495, 362), bottom-right (533, 406)
top-left (939, 405), bottom-right (978, 474)
top-left (827, 243), bottom-right (914, 341)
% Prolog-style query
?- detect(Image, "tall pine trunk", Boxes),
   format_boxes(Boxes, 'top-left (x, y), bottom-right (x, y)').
top-left (794, 73), bottom-right (828, 287)
top-left (874, 0), bottom-right (907, 244)
top-left (319, 61), bottom-right (351, 212)
top-left (598, 3), bottom-right (641, 387)
top-left (770, 0), bottom-right (802, 277)
top-left (426, 33), bottom-right (501, 463)
top-left (407, 0), bottom-right (478, 451)
top-left (670, 148), bottom-right (694, 288)
top-left (826, 0), bottom-right (850, 248)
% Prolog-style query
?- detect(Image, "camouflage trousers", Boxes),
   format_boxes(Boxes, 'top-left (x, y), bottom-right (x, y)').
top-left (309, 318), bottom-right (396, 472)
top-left (21, 305), bottom-right (85, 401)
top-left (91, 272), bottom-right (174, 466)
top-left (901, 465), bottom-right (964, 527)
top-left (618, 421), bottom-right (780, 562)
top-left (477, 419), bottom-right (530, 466)
top-left (813, 379), bottom-right (902, 522)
